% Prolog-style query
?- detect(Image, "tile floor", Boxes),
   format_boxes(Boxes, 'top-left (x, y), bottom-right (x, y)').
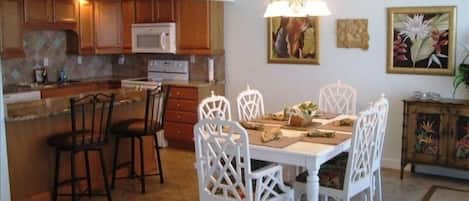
top-left (84, 148), bottom-right (468, 201)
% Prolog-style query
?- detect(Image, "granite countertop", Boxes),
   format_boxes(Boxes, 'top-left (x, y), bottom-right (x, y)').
top-left (162, 80), bottom-right (225, 88)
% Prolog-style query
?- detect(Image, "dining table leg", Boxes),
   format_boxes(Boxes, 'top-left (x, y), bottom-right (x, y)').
top-left (306, 168), bottom-right (320, 201)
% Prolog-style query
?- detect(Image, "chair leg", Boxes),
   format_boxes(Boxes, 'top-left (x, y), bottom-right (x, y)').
top-left (84, 151), bottom-right (92, 198)
top-left (130, 137), bottom-right (136, 178)
top-left (52, 149), bottom-right (61, 201)
top-left (376, 169), bottom-right (383, 201)
top-left (138, 136), bottom-right (146, 194)
top-left (70, 151), bottom-right (77, 201)
top-left (111, 137), bottom-right (120, 189)
top-left (99, 149), bottom-right (113, 201)
top-left (153, 133), bottom-right (164, 183)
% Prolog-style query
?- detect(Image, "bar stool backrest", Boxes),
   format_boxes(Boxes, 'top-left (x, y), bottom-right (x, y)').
top-left (70, 93), bottom-right (116, 147)
top-left (144, 85), bottom-right (168, 135)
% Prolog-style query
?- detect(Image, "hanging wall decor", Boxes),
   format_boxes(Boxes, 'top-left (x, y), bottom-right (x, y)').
top-left (337, 19), bottom-right (369, 50)
top-left (268, 16), bottom-right (320, 64)
top-left (387, 6), bottom-right (456, 75)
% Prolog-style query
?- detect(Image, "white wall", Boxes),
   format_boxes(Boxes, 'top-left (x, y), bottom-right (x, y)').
top-left (224, 0), bottom-right (469, 168)
top-left (0, 59), bottom-right (11, 201)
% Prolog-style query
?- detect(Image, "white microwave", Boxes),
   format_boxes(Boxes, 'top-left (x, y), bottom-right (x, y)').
top-left (131, 23), bottom-right (176, 53)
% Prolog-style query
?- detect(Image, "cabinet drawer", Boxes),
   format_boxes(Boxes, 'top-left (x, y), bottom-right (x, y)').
top-left (165, 111), bottom-right (197, 124)
top-left (169, 87), bottom-right (198, 100)
top-left (166, 99), bottom-right (198, 112)
top-left (164, 122), bottom-right (193, 141)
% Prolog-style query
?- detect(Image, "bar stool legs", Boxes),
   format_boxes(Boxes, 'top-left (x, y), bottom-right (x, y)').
top-left (84, 151), bottom-right (92, 198)
top-left (70, 152), bottom-right (77, 201)
top-left (52, 149), bottom-right (61, 201)
top-left (111, 135), bottom-right (164, 194)
top-left (99, 150), bottom-right (113, 201)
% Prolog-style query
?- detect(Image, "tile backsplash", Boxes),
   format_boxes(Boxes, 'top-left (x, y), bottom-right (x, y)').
top-left (2, 31), bottom-right (112, 86)
top-left (2, 30), bottom-right (225, 87)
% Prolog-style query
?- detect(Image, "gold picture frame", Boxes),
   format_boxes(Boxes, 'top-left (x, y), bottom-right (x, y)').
top-left (268, 17), bottom-right (320, 64)
top-left (387, 6), bottom-right (456, 76)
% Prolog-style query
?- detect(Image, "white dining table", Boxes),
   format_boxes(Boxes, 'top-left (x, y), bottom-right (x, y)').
top-left (247, 115), bottom-right (354, 201)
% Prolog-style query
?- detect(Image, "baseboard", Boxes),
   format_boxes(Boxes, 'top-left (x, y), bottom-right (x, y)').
top-left (381, 157), bottom-right (410, 171)
top-left (381, 158), bottom-right (469, 180)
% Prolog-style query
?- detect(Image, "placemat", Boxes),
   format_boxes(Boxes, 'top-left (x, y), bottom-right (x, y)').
top-left (300, 133), bottom-right (351, 145)
top-left (314, 112), bottom-right (339, 120)
top-left (319, 122), bottom-right (354, 133)
top-left (247, 130), bottom-right (300, 148)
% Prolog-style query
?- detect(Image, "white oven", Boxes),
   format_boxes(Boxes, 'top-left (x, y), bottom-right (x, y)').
top-left (131, 23), bottom-right (176, 53)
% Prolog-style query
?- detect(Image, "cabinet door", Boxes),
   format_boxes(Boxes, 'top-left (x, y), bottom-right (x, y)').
top-left (94, 0), bottom-right (122, 54)
top-left (1, 0), bottom-right (24, 58)
top-left (175, 0), bottom-right (210, 51)
top-left (122, 0), bottom-right (135, 53)
top-left (53, 0), bottom-right (78, 24)
top-left (448, 107), bottom-right (469, 169)
top-left (406, 104), bottom-right (448, 165)
top-left (24, 0), bottom-right (53, 24)
top-left (155, 0), bottom-right (174, 22)
top-left (78, 0), bottom-right (94, 54)
top-left (135, 0), bottom-right (153, 23)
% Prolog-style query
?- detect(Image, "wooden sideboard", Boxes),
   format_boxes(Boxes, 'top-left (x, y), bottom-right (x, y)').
top-left (164, 83), bottom-right (224, 150)
top-left (401, 98), bottom-right (469, 179)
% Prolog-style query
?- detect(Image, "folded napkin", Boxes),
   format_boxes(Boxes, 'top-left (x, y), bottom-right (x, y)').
top-left (304, 129), bottom-right (336, 138)
top-left (239, 121), bottom-right (265, 131)
top-left (261, 127), bottom-right (282, 143)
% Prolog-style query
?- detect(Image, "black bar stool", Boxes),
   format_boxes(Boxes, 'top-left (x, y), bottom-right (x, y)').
top-left (110, 85), bottom-right (167, 194)
top-left (47, 93), bottom-right (115, 201)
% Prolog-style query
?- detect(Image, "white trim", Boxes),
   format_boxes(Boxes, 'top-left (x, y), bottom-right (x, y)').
top-left (0, 59), bottom-right (11, 201)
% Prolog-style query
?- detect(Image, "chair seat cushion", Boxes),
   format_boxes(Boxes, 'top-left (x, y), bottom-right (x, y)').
top-left (296, 152), bottom-right (348, 190)
top-left (111, 119), bottom-right (161, 137)
top-left (47, 130), bottom-right (104, 149)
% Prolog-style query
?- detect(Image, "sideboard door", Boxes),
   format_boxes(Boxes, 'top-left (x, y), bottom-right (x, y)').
top-left (406, 105), bottom-right (448, 165)
top-left (448, 107), bottom-right (469, 169)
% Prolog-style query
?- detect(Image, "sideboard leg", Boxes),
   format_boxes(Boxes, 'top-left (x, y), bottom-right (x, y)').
top-left (400, 163), bottom-right (405, 180)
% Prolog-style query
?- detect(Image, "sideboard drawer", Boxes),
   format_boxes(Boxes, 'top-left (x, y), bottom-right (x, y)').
top-left (169, 87), bottom-right (198, 100)
top-left (165, 111), bottom-right (197, 124)
top-left (165, 122), bottom-right (194, 141)
top-left (166, 99), bottom-right (198, 113)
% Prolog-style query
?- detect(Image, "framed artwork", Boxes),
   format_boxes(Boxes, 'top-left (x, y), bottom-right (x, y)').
top-left (387, 6), bottom-right (456, 76)
top-left (337, 19), bottom-right (369, 50)
top-left (268, 16), bottom-right (320, 64)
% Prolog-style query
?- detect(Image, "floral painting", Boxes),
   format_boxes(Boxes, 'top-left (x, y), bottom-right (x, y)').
top-left (415, 114), bottom-right (440, 155)
top-left (387, 6), bottom-right (456, 75)
top-left (455, 116), bottom-right (469, 159)
top-left (268, 17), bottom-right (320, 64)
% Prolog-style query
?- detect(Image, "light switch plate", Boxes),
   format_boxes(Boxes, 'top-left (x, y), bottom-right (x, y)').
top-left (43, 57), bottom-right (49, 66)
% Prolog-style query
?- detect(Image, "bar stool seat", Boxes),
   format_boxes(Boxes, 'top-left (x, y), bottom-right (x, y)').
top-left (111, 86), bottom-right (167, 194)
top-left (111, 119), bottom-right (162, 137)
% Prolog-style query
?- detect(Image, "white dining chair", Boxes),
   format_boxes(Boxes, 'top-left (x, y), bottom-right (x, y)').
top-left (318, 80), bottom-right (357, 115)
top-left (198, 91), bottom-right (232, 121)
top-left (294, 106), bottom-right (379, 201)
top-left (371, 95), bottom-right (389, 201)
top-left (194, 118), bottom-right (295, 201)
top-left (237, 85), bottom-right (265, 121)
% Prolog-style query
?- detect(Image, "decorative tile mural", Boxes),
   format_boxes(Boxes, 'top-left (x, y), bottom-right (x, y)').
top-left (2, 31), bottom-right (112, 86)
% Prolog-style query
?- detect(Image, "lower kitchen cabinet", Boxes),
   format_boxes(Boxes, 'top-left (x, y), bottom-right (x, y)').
top-left (164, 84), bottom-right (224, 149)
top-left (401, 99), bottom-right (469, 179)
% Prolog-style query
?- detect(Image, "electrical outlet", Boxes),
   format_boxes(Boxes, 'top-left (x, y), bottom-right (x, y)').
top-left (190, 55), bottom-right (196, 64)
top-left (43, 57), bottom-right (49, 67)
top-left (77, 56), bottom-right (83, 65)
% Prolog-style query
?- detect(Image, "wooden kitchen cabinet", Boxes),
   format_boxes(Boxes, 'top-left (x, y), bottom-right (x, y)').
top-left (75, 0), bottom-right (95, 54)
top-left (53, 0), bottom-right (78, 25)
top-left (175, 0), bottom-right (224, 55)
top-left (94, 0), bottom-right (123, 54)
top-left (122, 0), bottom-right (135, 53)
top-left (24, 0), bottom-right (53, 25)
top-left (24, 0), bottom-right (78, 30)
top-left (135, 0), bottom-right (175, 23)
top-left (1, 0), bottom-right (25, 59)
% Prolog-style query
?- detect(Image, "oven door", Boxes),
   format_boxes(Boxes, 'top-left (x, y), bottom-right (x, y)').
top-left (132, 26), bottom-right (173, 53)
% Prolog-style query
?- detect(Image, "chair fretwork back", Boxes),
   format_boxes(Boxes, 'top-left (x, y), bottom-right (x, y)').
top-left (237, 86), bottom-right (265, 121)
top-left (344, 106), bottom-right (379, 191)
top-left (318, 81), bottom-right (357, 115)
top-left (372, 95), bottom-right (389, 170)
top-left (198, 92), bottom-right (232, 121)
top-left (194, 119), bottom-right (253, 201)
top-left (144, 85), bottom-right (168, 134)
top-left (70, 93), bottom-right (115, 147)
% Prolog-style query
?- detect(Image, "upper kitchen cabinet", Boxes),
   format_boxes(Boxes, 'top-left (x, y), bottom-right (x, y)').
top-left (70, 0), bottom-right (95, 54)
top-left (122, 0), bottom-right (135, 53)
top-left (23, 0), bottom-right (78, 30)
top-left (94, 0), bottom-right (123, 54)
top-left (135, 0), bottom-right (175, 23)
top-left (175, 0), bottom-right (224, 55)
top-left (1, 0), bottom-right (25, 59)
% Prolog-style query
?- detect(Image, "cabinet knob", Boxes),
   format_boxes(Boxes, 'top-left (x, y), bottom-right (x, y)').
top-left (176, 92), bottom-right (181, 96)
top-left (176, 103), bottom-right (181, 108)
top-left (177, 130), bottom-right (181, 134)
